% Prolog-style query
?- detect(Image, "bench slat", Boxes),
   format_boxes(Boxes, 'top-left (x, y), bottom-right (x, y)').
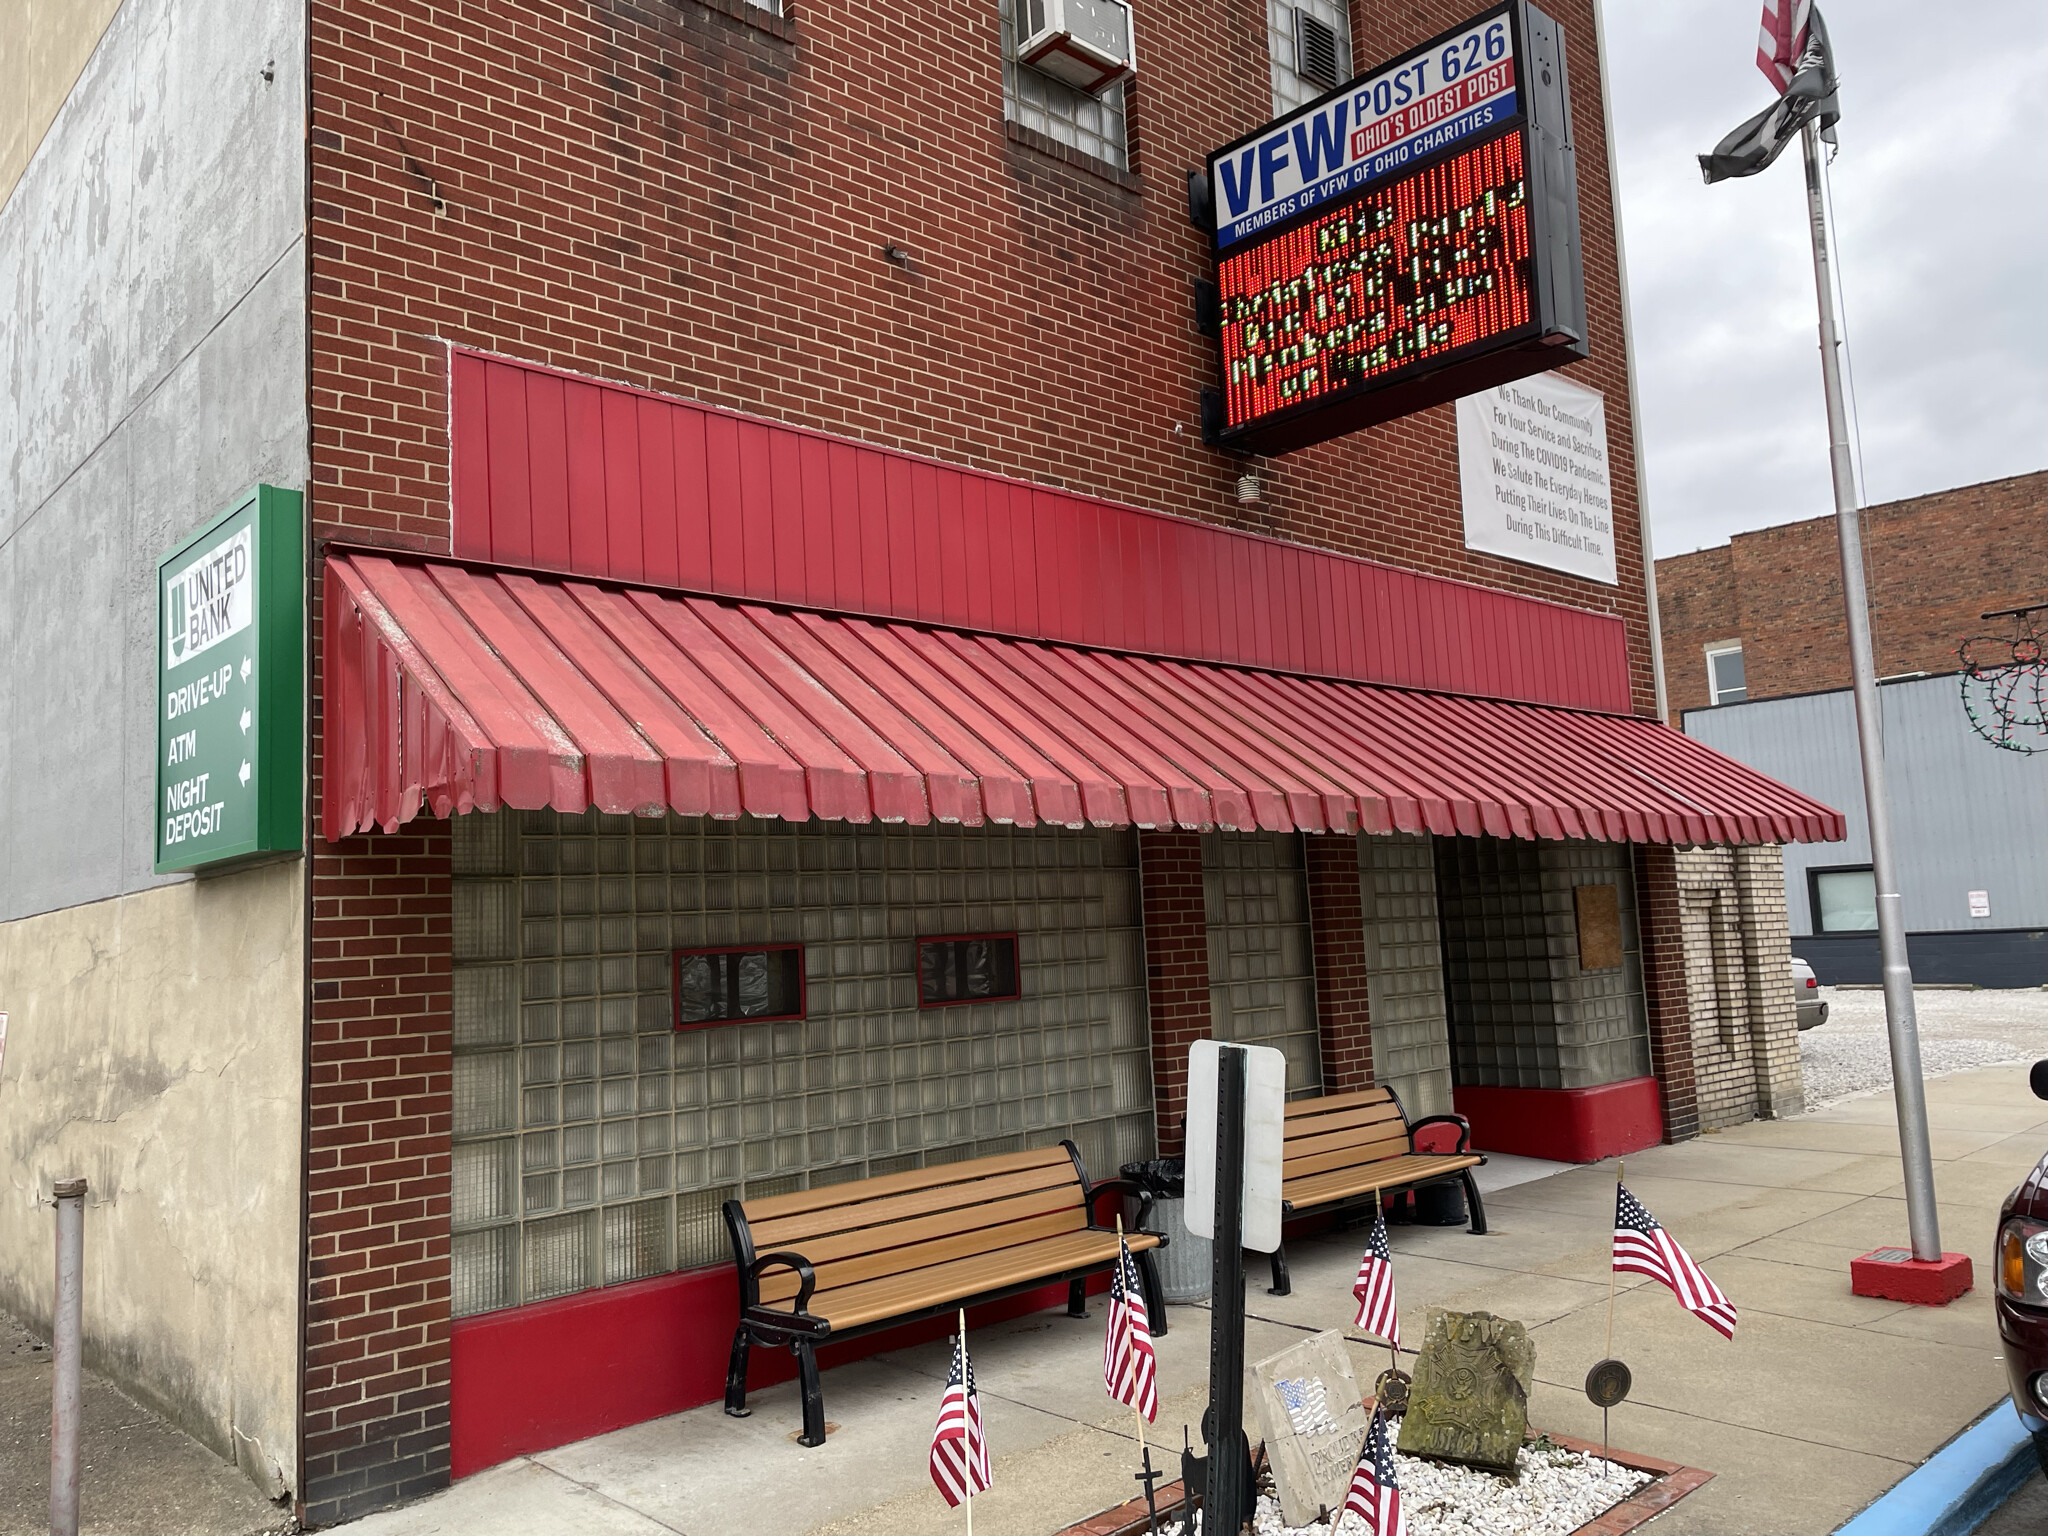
top-left (1284, 1153), bottom-right (1480, 1209)
top-left (741, 1144), bottom-right (1074, 1224)
top-left (760, 1207), bottom-right (1089, 1304)
top-left (752, 1183), bottom-right (1088, 1274)
top-left (800, 1230), bottom-right (1161, 1332)
top-left (1282, 1120), bottom-right (1410, 1162)
top-left (1283, 1087), bottom-right (1396, 1120)
top-left (1282, 1133), bottom-right (1414, 1181)
top-left (748, 1162), bottom-right (1082, 1250)
top-left (1280, 1101), bottom-right (1406, 1143)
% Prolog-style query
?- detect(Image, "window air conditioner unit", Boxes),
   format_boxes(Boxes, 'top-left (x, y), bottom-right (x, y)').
top-left (1018, 0), bottom-right (1136, 98)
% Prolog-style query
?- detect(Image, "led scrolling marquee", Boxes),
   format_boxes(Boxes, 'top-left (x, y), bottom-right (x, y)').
top-left (1203, 1), bottom-right (1588, 456)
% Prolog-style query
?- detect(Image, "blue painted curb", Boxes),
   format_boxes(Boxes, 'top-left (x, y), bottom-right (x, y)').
top-left (1834, 1403), bottom-right (2040, 1536)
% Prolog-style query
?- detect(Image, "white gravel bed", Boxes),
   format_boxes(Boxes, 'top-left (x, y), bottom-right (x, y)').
top-left (1798, 986), bottom-right (2048, 1108)
top-left (1162, 1425), bottom-right (1652, 1536)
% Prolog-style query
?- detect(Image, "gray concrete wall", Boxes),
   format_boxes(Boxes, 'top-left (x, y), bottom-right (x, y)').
top-left (0, 0), bottom-right (308, 1504)
top-left (0, 863), bottom-right (305, 1497)
top-left (1, 0), bottom-right (308, 922)
top-left (1684, 674), bottom-right (2048, 937)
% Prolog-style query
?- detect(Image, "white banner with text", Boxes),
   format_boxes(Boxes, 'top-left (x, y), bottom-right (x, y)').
top-left (1457, 372), bottom-right (1617, 586)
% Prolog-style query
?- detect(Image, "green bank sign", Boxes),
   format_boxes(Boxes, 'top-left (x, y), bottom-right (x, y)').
top-left (154, 485), bottom-right (304, 873)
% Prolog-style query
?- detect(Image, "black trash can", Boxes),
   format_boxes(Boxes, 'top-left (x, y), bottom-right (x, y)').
top-left (1412, 1178), bottom-right (1468, 1227)
top-left (1120, 1159), bottom-right (1209, 1302)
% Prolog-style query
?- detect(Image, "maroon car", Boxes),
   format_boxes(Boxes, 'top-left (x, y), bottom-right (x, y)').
top-left (1996, 1061), bottom-right (2048, 1471)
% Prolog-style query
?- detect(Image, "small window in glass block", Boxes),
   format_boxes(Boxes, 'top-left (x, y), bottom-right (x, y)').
top-left (917, 934), bottom-right (1022, 1008)
top-left (673, 945), bottom-right (805, 1028)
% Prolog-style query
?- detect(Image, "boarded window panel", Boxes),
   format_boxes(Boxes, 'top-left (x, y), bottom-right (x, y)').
top-left (1574, 884), bottom-right (1624, 971)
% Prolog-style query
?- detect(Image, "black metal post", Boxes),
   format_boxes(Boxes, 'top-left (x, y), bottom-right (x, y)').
top-left (1207, 1045), bottom-right (1248, 1534)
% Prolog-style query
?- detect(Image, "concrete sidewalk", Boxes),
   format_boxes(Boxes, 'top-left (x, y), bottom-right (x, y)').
top-left (342, 1060), bottom-right (2045, 1536)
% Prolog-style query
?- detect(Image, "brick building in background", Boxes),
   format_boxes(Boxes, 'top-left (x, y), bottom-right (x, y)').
top-left (1657, 469), bottom-right (2048, 725)
top-left (5, 0), bottom-right (1837, 1525)
top-left (1662, 470), bottom-right (2048, 990)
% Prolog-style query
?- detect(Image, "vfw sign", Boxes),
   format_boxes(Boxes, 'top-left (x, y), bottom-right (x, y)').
top-left (154, 486), bottom-right (304, 873)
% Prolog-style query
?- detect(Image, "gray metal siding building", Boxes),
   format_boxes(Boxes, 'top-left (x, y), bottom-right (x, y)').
top-left (1685, 674), bottom-right (2048, 986)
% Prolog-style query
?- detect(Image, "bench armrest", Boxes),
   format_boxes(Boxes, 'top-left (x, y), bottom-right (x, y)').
top-left (1081, 1175), bottom-right (1156, 1234)
top-left (1409, 1114), bottom-right (1472, 1154)
top-left (748, 1251), bottom-right (819, 1316)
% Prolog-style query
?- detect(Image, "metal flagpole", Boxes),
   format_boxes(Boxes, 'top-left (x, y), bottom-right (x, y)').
top-left (960, 1309), bottom-right (973, 1536)
top-left (1799, 119), bottom-right (1942, 1263)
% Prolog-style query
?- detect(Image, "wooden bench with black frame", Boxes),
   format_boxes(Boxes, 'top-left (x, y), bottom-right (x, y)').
top-left (722, 1142), bottom-right (1168, 1446)
top-left (1266, 1085), bottom-right (1487, 1296)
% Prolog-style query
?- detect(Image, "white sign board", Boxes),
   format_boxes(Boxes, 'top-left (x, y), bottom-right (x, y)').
top-left (1970, 890), bottom-right (1992, 919)
top-left (1185, 1040), bottom-right (1287, 1253)
top-left (1457, 372), bottom-right (1617, 585)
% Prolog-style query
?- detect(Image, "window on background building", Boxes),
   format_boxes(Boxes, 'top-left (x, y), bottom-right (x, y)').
top-left (918, 934), bottom-right (1022, 1007)
top-left (1706, 643), bottom-right (1747, 704)
top-left (1267, 0), bottom-right (1353, 116)
top-left (1811, 866), bottom-right (1878, 932)
top-left (1001, 0), bottom-right (1129, 170)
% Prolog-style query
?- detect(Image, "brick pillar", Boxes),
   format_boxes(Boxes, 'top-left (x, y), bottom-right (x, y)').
top-left (302, 822), bottom-right (455, 1526)
top-left (1632, 844), bottom-right (1699, 1144)
top-left (1305, 833), bottom-right (1373, 1095)
top-left (1140, 829), bottom-right (1211, 1157)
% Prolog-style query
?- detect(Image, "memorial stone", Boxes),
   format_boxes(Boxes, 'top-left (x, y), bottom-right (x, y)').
top-left (1249, 1330), bottom-right (1370, 1527)
top-left (1396, 1308), bottom-right (1535, 1474)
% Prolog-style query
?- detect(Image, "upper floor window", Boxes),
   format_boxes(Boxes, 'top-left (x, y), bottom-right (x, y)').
top-left (1002, 0), bottom-right (1129, 170)
top-left (1706, 643), bottom-right (1747, 705)
top-left (1268, 0), bottom-right (1353, 116)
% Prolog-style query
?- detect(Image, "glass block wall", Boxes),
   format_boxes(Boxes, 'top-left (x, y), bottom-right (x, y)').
top-left (449, 811), bottom-right (1154, 1318)
top-left (1434, 837), bottom-right (1651, 1090)
top-left (1267, 0), bottom-right (1355, 116)
top-left (1358, 833), bottom-right (1453, 1117)
top-left (1203, 831), bottom-right (1322, 1096)
top-left (1002, 0), bottom-right (1129, 169)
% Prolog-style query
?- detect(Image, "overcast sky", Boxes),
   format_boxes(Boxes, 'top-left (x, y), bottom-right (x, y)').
top-left (1599, 1), bottom-right (2047, 556)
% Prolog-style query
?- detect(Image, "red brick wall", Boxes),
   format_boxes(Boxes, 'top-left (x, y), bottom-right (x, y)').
top-left (1631, 845), bottom-right (1697, 1144)
top-left (1140, 830), bottom-right (1211, 1157)
top-left (1306, 835), bottom-right (1374, 1095)
top-left (302, 822), bottom-right (455, 1526)
top-left (1656, 470), bottom-right (2048, 724)
top-left (305, 0), bottom-right (1658, 715)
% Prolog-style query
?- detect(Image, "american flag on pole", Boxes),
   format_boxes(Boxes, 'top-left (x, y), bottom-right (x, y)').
top-left (1755, 0), bottom-right (1812, 88)
top-left (1102, 1234), bottom-right (1159, 1423)
top-left (1351, 1205), bottom-right (1399, 1351)
top-left (1343, 1406), bottom-right (1405, 1536)
top-left (1613, 1183), bottom-right (1738, 1340)
top-left (929, 1325), bottom-right (992, 1507)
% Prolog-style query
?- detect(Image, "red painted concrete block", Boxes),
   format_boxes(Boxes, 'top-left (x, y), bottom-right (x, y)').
top-left (1454, 1077), bottom-right (1666, 1163)
top-left (1850, 1248), bottom-right (1975, 1306)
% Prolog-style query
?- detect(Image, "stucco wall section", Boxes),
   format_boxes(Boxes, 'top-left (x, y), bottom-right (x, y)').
top-left (0, 0), bottom-right (126, 211)
top-left (0, 862), bottom-right (305, 1497)
top-left (0, 0), bottom-right (307, 922)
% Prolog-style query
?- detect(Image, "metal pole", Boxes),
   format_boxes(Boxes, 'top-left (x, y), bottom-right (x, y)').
top-left (1800, 122), bottom-right (1941, 1262)
top-left (51, 1177), bottom-right (86, 1536)
top-left (1207, 1045), bottom-right (1247, 1534)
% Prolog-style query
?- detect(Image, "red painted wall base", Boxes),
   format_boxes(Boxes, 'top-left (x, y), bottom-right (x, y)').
top-left (1453, 1077), bottom-right (1666, 1163)
top-left (1849, 1249), bottom-right (1974, 1306)
top-left (449, 1266), bottom-right (1107, 1478)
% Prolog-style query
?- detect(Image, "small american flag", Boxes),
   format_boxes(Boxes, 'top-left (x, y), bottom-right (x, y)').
top-left (1103, 1234), bottom-right (1158, 1422)
top-left (1756, 0), bottom-right (1812, 88)
top-left (1614, 1183), bottom-right (1738, 1340)
top-left (1351, 1205), bottom-right (1399, 1350)
top-left (1343, 1406), bottom-right (1405, 1536)
top-left (929, 1325), bottom-right (992, 1507)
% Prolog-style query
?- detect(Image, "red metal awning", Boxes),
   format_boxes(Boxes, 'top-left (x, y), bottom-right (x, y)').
top-left (323, 552), bottom-right (1844, 845)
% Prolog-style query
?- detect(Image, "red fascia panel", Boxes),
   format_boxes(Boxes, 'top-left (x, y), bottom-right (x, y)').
top-left (320, 552), bottom-right (1845, 848)
top-left (1454, 1078), bottom-right (1666, 1163)
top-left (446, 346), bottom-right (1636, 715)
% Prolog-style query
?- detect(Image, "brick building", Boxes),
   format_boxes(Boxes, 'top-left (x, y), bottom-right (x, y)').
top-left (1656, 469), bottom-right (2048, 725)
top-left (4, 0), bottom-right (1835, 1525)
